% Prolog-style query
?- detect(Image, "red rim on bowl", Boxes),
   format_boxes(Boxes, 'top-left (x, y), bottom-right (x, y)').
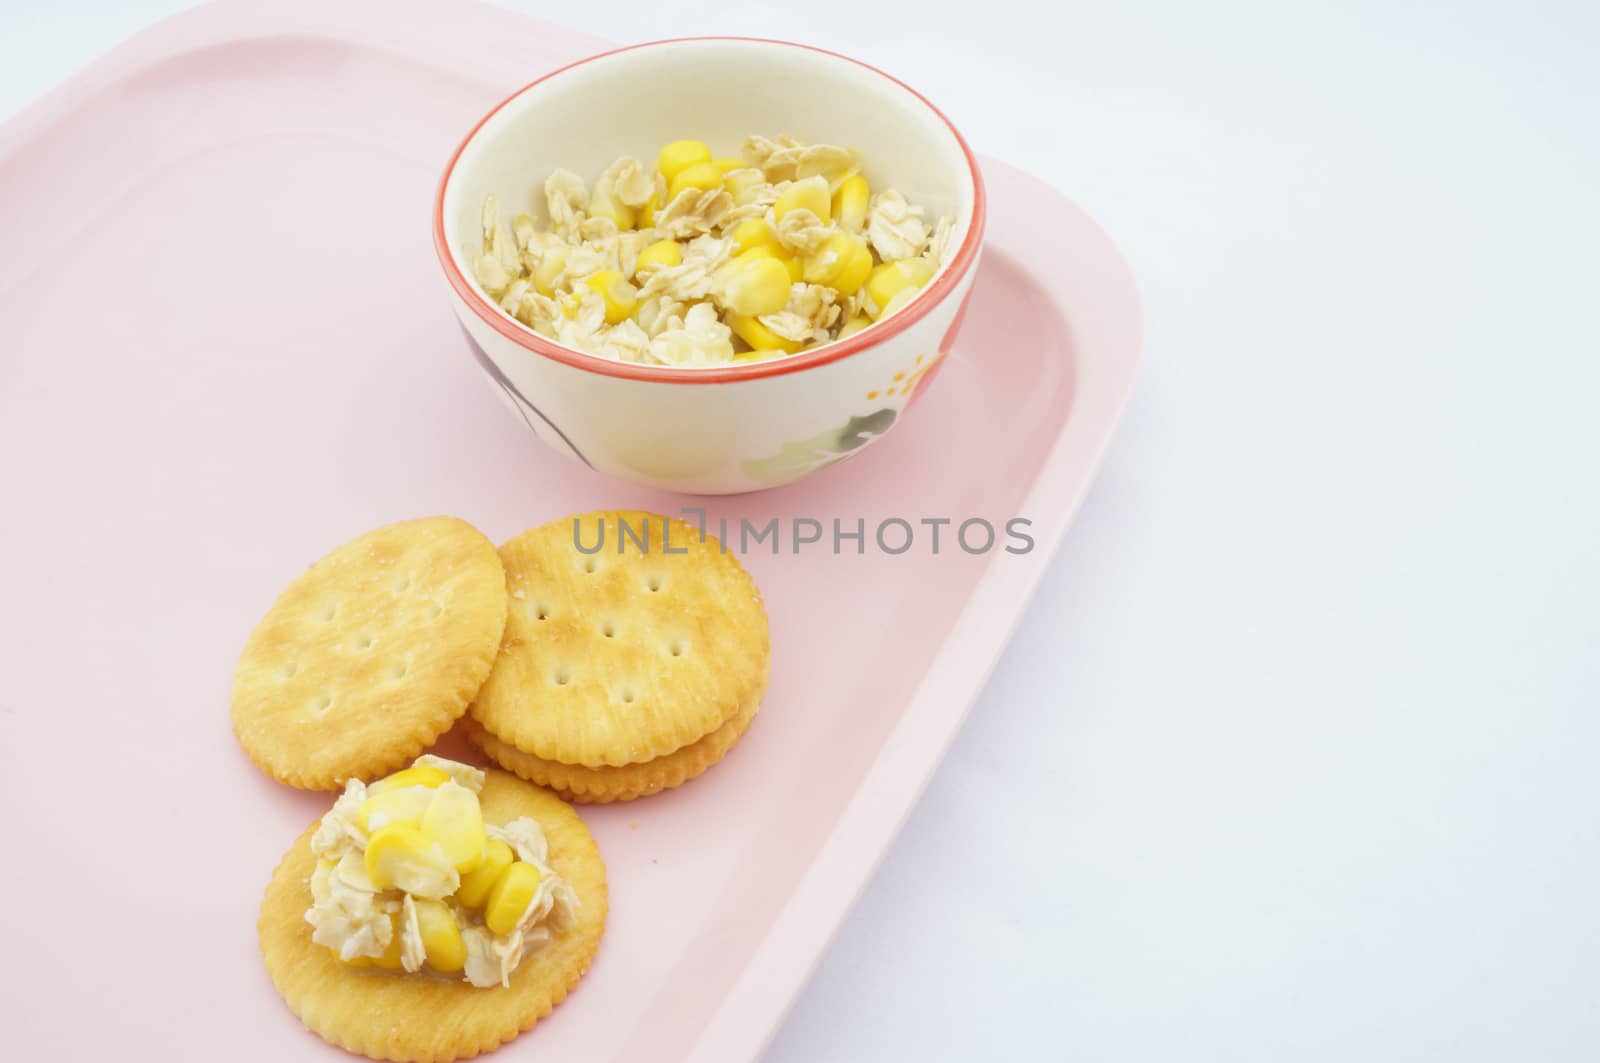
top-left (433, 37), bottom-right (987, 385)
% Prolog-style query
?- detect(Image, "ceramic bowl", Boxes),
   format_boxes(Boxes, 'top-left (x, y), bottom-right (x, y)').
top-left (435, 37), bottom-right (985, 494)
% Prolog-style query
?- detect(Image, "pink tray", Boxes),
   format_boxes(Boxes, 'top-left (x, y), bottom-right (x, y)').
top-left (0, 1), bottom-right (1140, 1059)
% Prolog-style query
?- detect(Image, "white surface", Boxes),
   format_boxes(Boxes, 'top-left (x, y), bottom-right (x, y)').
top-left (5, 1), bottom-right (1597, 1059)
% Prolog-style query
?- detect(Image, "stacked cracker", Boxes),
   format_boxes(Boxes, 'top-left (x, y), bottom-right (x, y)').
top-left (465, 510), bottom-right (770, 803)
top-left (231, 517), bottom-right (510, 789)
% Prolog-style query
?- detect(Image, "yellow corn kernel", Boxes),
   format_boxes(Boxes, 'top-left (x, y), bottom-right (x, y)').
top-left (774, 175), bottom-right (831, 224)
top-left (532, 246), bottom-right (568, 296)
top-left (865, 258), bottom-right (936, 318)
top-left (368, 765), bottom-right (450, 795)
top-left (731, 348), bottom-right (789, 363)
top-left (727, 313), bottom-right (805, 354)
top-left (639, 191), bottom-right (660, 228)
top-left (714, 252), bottom-right (792, 317)
top-left (838, 313), bottom-right (872, 339)
top-left (712, 157), bottom-right (745, 174)
top-left (834, 244), bottom-right (873, 295)
top-left (723, 168), bottom-right (767, 206)
top-left (356, 786), bottom-right (433, 833)
top-left (729, 217), bottom-right (778, 256)
top-left (802, 232), bottom-right (873, 296)
top-left (589, 187), bottom-right (634, 230)
top-left (419, 784), bottom-right (486, 874)
top-left (668, 161), bottom-right (724, 201)
top-left (413, 899), bottom-right (468, 973)
top-left (833, 174), bottom-right (870, 232)
top-left (455, 837), bottom-right (515, 909)
top-left (658, 139), bottom-right (712, 181)
top-left (365, 823), bottom-right (456, 895)
top-left (879, 286), bottom-right (922, 318)
top-left (733, 240), bottom-right (803, 283)
top-left (634, 239), bottom-right (682, 278)
top-left (584, 270), bottom-right (639, 325)
top-left (484, 862), bottom-right (542, 936)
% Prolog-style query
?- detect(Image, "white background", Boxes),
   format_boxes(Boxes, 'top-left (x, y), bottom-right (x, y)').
top-left (5, 0), bottom-right (1597, 1059)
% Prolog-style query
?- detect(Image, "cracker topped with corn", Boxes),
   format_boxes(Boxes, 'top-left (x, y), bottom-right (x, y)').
top-left (260, 759), bottom-right (607, 1060)
top-left (473, 135), bottom-right (956, 366)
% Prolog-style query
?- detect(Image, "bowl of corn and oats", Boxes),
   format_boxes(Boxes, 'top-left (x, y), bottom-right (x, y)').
top-left (435, 38), bottom-right (985, 494)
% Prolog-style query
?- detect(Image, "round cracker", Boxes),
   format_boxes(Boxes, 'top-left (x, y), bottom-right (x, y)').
top-left (232, 517), bottom-right (508, 789)
top-left (470, 511), bottom-right (769, 768)
top-left (465, 678), bottom-right (763, 803)
top-left (258, 770), bottom-right (607, 1062)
